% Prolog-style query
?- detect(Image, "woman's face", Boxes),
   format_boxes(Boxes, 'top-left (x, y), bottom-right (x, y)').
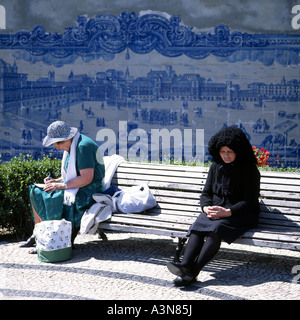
top-left (53, 139), bottom-right (72, 152)
top-left (219, 146), bottom-right (236, 164)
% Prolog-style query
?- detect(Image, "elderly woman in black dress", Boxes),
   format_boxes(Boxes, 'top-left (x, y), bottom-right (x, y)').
top-left (167, 126), bottom-right (261, 286)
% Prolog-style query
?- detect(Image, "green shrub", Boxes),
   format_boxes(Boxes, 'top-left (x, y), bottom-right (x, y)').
top-left (0, 154), bottom-right (61, 238)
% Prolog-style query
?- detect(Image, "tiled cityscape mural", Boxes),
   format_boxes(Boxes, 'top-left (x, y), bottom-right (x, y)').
top-left (0, 12), bottom-right (300, 166)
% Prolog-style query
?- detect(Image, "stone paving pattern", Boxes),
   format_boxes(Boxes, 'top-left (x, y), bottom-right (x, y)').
top-left (1, 232), bottom-right (300, 300)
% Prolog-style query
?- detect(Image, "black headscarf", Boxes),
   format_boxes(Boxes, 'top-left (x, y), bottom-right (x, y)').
top-left (208, 126), bottom-right (257, 166)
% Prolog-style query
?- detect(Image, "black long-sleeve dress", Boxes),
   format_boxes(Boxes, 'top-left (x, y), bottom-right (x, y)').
top-left (188, 161), bottom-right (261, 244)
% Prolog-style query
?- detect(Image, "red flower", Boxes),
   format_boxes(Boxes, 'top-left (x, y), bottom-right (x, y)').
top-left (252, 145), bottom-right (270, 167)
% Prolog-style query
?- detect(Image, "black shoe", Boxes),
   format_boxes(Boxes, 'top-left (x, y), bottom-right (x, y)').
top-left (167, 262), bottom-right (194, 281)
top-left (173, 276), bottom-right (197, 287)
top-left (20, 236), bottom-right (36, 248)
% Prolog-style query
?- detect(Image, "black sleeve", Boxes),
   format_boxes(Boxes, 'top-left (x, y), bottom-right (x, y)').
top-left (230, 165), bottom-right (261, 216)
top-left (200, 163), bottom-right (216, 210)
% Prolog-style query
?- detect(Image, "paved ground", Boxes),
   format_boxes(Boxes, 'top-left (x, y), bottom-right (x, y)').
top-left (1, 231), bottom-right (300, 301)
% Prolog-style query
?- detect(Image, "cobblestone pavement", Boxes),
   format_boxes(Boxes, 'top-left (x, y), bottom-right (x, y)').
top-left (1, 232), bottom-right (300, 301)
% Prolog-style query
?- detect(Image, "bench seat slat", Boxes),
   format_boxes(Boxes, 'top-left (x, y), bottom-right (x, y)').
top-left (101, 212), bottom-right (300, 235)
top-left (257, 222), bottom-right (300, 233)
top-left (104, 213), bottom-right (300, 234)
top-left (109, 212), bottom-right (196, 223)
top-left (99, 223), bottom-right (187, 238)
top-left (105, 209), bottom-right (300, 224)
top-left (150, 208), bottom-right (199, 218)
top-left (241, 230), bottom-right (300, 242)
top-left (234, 238), bottom-right (300, 250)
top-left (105, 216), bottom-right (191, 232)
top-left (100, 224), bottom-right (300, 250)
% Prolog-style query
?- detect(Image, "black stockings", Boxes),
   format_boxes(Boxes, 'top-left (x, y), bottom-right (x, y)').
top-left (181, 231), bottom-right (221, 276)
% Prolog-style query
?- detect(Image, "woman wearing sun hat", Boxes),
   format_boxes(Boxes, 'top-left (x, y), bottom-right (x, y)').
top-left (21, 121), bottom-right (105, 251)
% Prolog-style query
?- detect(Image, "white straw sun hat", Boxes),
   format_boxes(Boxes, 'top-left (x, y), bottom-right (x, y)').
top-left (43, 121), bottom-right (78, 147)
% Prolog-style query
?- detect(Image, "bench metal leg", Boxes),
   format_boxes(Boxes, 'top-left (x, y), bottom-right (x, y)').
top-left (173, 237), bottom-right (187, 263)
top-left (98, 228), bottom-right (108, 241)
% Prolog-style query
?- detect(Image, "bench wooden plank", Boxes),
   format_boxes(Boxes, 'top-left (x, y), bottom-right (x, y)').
top-left (234, 238), bottom-right (300, 250)
top-left (257, 222), bottom-right (300, 233)
top-left (106, 215), bottom-right (192, 230)
top-left (259, 212), bottom-right (300, 223)
top-left (258, 170), bottom-right (300, 179)
top-left (259, 190), bottom-right (300, 200)
top-left (118, 161), bottom-right (209, 172)
top-left (150, 208), bottom-right (199, 217)
top-left (109, 212), bottom-right (195, 223)
top-left (113, 178), bottom-right (204, 192)
top-left (155, 196), bottom-right (300, 214)
top-left (152, 189), bottom-right (202, 199)
top-left (104, 212), bottom-right (300, 233)
top-left (116, 166), bottom-right (208, 179)
top-left (116, 171), bottom-right (300, 190)
top-left (105, 213), bottom-right (299, 234)
top-left (241, 229), bottom-right (300, 242)
top-left (260, 198), bottom-right (300, 208)
top-left (260, 183), bottom-right (300, 193)
top-left (260, 176), bottom-right (300, 186)
top-left (115, 172), bottom-right (207, 185)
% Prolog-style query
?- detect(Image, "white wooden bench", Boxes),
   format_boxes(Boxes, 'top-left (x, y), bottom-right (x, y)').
top-left (98, 161), bottom-right (300, 258)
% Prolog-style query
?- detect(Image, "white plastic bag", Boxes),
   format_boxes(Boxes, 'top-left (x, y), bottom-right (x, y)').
top-left (113, 185), bottom-right (157, 213)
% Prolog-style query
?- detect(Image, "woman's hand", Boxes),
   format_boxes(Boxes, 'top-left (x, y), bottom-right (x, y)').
top-left (44, 176), bottom-right (63, 184)
top-left (43, 182), bottom-right (66, 193)
top-left (203, 206), bottom-right (232, 220)
top-left (44, 177), bottom-right (53, 184)
top-left (43, 169), bottom-right (94, 193)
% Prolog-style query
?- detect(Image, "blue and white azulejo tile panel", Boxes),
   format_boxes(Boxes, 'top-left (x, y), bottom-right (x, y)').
top-left (0, 12), bottom-right (299, 166)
